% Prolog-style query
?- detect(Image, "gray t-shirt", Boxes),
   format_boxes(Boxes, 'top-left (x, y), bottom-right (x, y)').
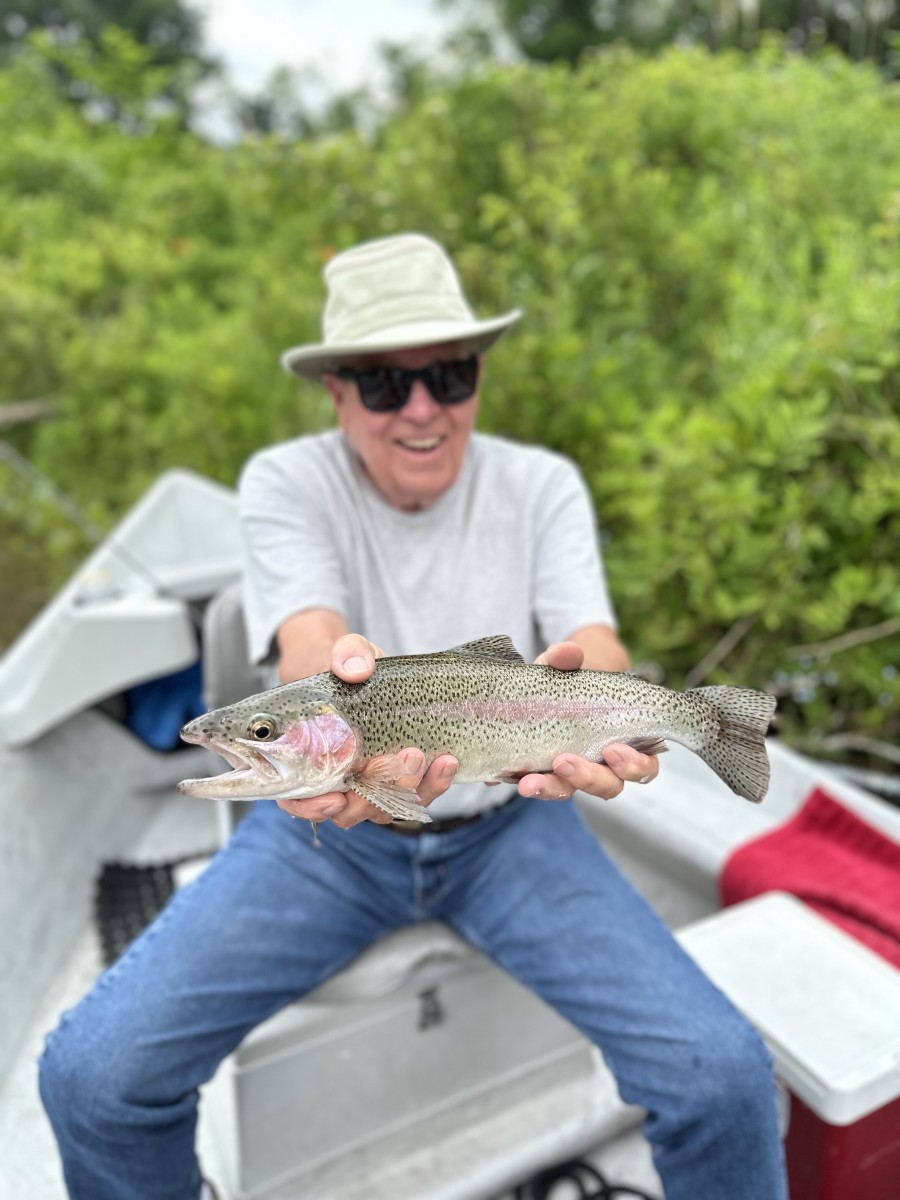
top-left (238, 429), bottom-right (617, 818)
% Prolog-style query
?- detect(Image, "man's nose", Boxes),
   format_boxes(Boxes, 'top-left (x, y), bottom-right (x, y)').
top-left (401, 379), bottom-right (441, 421)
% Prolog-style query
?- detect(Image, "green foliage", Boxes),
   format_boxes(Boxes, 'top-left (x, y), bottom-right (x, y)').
top-left (2, 32), bottom-right (899, 761)
top-left (484, 0), bottom-right (900, 69)
top-left (0, 0), bottom-right (208, 69)
top-left (0, 4), bottom-right (211, 130)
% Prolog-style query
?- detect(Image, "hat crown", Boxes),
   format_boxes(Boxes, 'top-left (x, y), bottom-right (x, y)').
top-left (280, 231), bottom-right (521, 380)
top-left (322, 234), bottom-right (475, 345)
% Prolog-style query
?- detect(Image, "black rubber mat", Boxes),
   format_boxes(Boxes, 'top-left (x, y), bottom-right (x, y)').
top-left (94, 857), bottom-right (211, 967)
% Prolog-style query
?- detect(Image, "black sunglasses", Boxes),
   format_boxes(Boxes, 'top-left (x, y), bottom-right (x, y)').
top-left (336, 355), bottom-right (479, 414)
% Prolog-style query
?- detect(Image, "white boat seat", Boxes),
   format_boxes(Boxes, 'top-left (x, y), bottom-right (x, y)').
top-left (201, 580), bottom-right (267, 711)
top-left (308, 921), bottom-right (477, 1004)
top-left (575, 732), bottom-right (900, 931)
top-left (0, 470), bottom-right (243, 748)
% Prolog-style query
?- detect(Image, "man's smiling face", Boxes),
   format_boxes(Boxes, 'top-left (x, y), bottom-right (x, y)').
top-left (324, 343), bottom-right (480, 512)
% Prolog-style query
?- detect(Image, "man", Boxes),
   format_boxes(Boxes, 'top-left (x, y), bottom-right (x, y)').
top-left (40, 233), bottom-right (787, 1199)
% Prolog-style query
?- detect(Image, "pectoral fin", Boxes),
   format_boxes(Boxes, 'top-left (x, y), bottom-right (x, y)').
top-left (346, 755), bottom-right (433, 823)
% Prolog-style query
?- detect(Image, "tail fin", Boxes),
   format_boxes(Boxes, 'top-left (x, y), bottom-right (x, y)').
top-left (688, 686), bottom-right (777, 803)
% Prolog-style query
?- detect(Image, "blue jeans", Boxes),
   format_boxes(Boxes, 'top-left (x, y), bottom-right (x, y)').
top-left (40, 795), bottom-right (787, 1199)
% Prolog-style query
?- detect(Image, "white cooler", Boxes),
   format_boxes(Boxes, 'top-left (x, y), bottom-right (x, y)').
top-left (678, 892), bottom-right (900, 1200)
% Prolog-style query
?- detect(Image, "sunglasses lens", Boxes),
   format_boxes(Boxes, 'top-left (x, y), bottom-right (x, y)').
top-left (435, 357), bottom-right (478, 404)
top-left (357, 368), bottom-right (408, 413)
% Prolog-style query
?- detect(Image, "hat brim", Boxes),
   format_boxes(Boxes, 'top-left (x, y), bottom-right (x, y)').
top-left (281, 310), bottom-right (523, 381)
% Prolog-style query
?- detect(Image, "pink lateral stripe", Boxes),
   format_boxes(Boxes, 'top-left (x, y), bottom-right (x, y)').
top-left (415, 698), bottom-right (625, 722)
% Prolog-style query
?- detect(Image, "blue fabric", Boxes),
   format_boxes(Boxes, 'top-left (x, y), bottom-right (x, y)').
top-left (39, 797), bottom-right (787, 1200)
top-left (124, 662), bottom-right (205, 752)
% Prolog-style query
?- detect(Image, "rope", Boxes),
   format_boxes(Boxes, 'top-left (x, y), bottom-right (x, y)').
top-left (512, 1158), bottom-right (658, 1200)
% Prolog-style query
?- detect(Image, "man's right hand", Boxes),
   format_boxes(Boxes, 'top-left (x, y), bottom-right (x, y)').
top-left (276, 633), bottom-right (458, 829)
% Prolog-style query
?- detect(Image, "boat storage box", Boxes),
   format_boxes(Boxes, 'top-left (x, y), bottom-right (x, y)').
top-left (678, 892), bottom-right (900, 1200)
top-left (201, 921), bottom-right (640, 1200)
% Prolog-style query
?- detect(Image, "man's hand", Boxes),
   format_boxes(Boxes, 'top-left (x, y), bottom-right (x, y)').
top-left (518, 641), bottom-right (661, 802)
top-left (276, 634), bottom-right (458, 829)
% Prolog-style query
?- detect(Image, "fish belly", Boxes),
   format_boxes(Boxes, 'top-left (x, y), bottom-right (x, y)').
top-left (378, 696), bottom-right (658, 784)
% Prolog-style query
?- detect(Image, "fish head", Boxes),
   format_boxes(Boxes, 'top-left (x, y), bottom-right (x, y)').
top-left (177, 685), bottom-right (359, 801)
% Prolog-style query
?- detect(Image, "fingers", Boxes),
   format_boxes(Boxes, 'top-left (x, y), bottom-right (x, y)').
top-left (331, 633), bottom-right (384, 682)
top-left (292, 748), bottom-right (456, 831)
top-left (519, 743), bottom-right (661, 804)
top-left (330, 791), bottom-right (393, 829)
top-left (276, 787), bottom-right (389, 828)
top-left (331, 753), bottom-right (424, 830)
top-left (535, 641), bottom-right (584, 671)
top-left (600, 744), bottom-right (661, 786)
top-left (333, 749), bottom-right (458, 828)
top-left (276, 792), bottom-right (351, 821)
top-left (417, 754), bottom-right (458, 805)
top-left (517, 771), bottom-right (574, 802)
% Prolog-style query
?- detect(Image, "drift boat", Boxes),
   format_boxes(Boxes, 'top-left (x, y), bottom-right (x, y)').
top-left (1, 470), bottom-right (898, 1200)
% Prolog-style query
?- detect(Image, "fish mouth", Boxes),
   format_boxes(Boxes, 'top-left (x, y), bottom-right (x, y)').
top-left (177, 732), bottom-right (285, 797)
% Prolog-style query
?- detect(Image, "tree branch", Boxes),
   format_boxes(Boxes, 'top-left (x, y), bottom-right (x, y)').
top-left (0, 399), bottom-right (56, 429)
top-left (791, 615), bottom-right (900, 660)
top-left (817, 732), bottom-right (900, 767)
top-left (684, 615), bottom-right (756, 689)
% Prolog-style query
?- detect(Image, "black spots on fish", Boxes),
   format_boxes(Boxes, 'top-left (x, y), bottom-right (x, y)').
top-left (204, 649), bottom-right (777, 807)
top-left (690, 685), bottom-right (776, 736)
top-left (688, 686), bottom-right (776, 803)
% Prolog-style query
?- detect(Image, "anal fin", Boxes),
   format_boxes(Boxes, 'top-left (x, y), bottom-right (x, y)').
top-left (620, 737), bottom-right (669, 757)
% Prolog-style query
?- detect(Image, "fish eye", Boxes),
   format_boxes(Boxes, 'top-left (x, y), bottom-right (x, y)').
top-left (247, 714), bottom-right (280, 741)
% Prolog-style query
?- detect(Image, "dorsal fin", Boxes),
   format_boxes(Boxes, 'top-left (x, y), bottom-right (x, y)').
top-left (448, 635), bottom-right (526, 662)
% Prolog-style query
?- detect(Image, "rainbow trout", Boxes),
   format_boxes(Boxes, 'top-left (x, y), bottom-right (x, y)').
top-left (178, 636), bottom-right (776, 820)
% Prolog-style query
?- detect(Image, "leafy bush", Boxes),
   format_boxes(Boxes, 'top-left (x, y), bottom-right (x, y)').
top-left (2, 34), bottom-right (898, 762)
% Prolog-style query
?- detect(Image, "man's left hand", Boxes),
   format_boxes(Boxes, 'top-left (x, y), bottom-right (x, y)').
top-left (518, 641), bottom-right (661, 802)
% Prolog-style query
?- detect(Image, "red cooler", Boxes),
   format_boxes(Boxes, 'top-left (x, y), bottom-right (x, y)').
top-left (678, 892), bottom-right (900, 1200)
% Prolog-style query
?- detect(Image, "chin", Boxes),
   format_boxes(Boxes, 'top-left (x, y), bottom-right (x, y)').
top-left (400, 474), bottom-right (452, 507)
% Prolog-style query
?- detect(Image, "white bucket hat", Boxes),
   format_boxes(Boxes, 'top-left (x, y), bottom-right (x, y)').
top-left (281, 233), bottom-right (522, 380)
